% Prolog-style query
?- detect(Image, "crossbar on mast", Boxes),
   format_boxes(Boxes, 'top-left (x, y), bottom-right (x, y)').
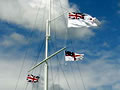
top-left (28, 47), bottom-right (66, 72)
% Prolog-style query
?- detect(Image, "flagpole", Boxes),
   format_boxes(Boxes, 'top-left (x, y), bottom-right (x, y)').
top-left (44, 0), bottom-right (51, 90)
top-left (44, 17), bottom-right (49, 90)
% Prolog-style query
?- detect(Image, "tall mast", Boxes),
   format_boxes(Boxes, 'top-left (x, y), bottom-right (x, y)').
top-left (28, 0), bottom-right (66, 89)
top-left (44, 0), bottom-right (51, 89)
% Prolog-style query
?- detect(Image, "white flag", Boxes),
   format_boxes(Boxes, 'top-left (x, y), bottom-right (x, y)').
top-left (26, 74), bottom-right (40, 83)
top-left (68, 12), bottom-right (100, 28)
top-left (65, 51), bottom-right (84, 61)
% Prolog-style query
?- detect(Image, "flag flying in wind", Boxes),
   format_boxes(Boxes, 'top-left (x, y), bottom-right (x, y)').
top-left (68, 12), bottom-right (100, 28)
top-left (26, 74), bottom-right (40, 83)
top-left (65, 51), bottom-right (84, 61)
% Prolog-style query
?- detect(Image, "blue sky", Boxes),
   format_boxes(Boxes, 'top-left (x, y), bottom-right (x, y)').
top-left (0, 0), bottom-right (120, 90)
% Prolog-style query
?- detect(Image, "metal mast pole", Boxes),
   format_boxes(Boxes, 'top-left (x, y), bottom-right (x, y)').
top-left (44, 0), bottom-right (51, 89)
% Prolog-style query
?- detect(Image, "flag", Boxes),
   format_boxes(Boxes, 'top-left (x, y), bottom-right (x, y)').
top-left (68, 12), bottom-right (100, 28)
top-left (65, 51), bottom-right (84, 61)
top-left (26, 74), bottom-right (40, 83)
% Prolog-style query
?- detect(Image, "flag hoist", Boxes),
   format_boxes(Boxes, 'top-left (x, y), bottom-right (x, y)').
top-left (28, 1), bottom-right (66, 90)
top-left (27, 1), bottom-right (101, 90)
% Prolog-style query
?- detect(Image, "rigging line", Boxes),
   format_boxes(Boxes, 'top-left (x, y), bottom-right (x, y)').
top-left (56, 49), bottom-right (60, 90)
top-left (76, 63), bottom-right (87, 90)
top-left (57, 1), bottom-right (87, 90)
top-left (67, 29), bottom-right (87, 90)
top-left (32, 37), bottom-right (45, 73)
top-left (49, 40), bottom-right (56, 90)
top-left (67, 32), bottom-right (87, 90)
top-left (52, 1), bottom-right (86, 90)
top-left (49, 53), bottom-right (55, 90)
top-left (14, 3), bottom-right (30, 90)
top-left (68, 30), bottom-right (75, 51)
top-left (49, 33), bottom-right (55, 90)
top-left (65, 28), bottom-right (80, 90)
top-left (50, 3), bottom-right (68, 89)
top-left (15, 0), bottom-right (45, 89)
top-left (34, 2), bottom-right (48, 59)
top-left (35, 0), bottom-right (48, 39)
top-left (58, 1), bottom-right (87, 90)
top-left (66, 20), bottom-right (86, 90)
top-left (38, 64), bottom-right (44, 90)
top-left (56, 54), bottom-right (72, 90)
top-left (29, 0), bottom-right (45, 69)
top-left (51, 4), bottom-right (69, 89)
top-left (31, 0), bottom-right (43, 30)
top-left (49, 0), bottom-right (71, 89)
top-left (52, 2), bottom-right (60, 90)
top-left (69, 62), bottom-right (79, 90)
top-left (49, 3), bottom-right (56, 88)
top-left (50, 7), bottom-right (62, 83)
top-left (58, 0), bottom-right (68, 49)
top-left (50, 39), bottom-right (72, 90)
top-left (57, 60), bottom-right (60, 90)
top-left (57, 4), bottom-right (76, 89)
top-left (49, 4), bottom-right (60, 90)
top-left (24, 82), bottom-right (29, 90)
top-left (58, 0), bottom-right (77, 51)
top-left (14, 51), bottom-right (27, 90)
top-left (37, 42), bottom-right (45, 77)
top-left (32, 83), bottom-right (34, 90)
top-left (29, 0), bottom-right (48, 74)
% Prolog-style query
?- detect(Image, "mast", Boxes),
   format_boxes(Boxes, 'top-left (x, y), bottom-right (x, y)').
top-left (44, 0), bottom-right (51, 89)
top-left (28, 0), bottom-right (66, 89)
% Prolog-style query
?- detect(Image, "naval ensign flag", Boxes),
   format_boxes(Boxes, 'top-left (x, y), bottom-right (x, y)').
top-left (68, 12), bottom-right (100, 28)
top-left (65, 51), bottom-right (84, 61)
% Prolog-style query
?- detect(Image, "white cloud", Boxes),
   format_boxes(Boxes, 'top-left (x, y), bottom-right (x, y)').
top-left (0, 52), bottom-right (120, 90)
top-left (118, 2), bottom-right (120, 7)
top-left (0, 0), bottom-right (73, 28)
top-left (10, 32), bottom-right (26, 42)
top-left (117, 10), bottom-right (120, 14)
top-left (103, 42), bottom-right (110, 47)
top-left (117, 2), bottom-right (120, 14)
top-left (0, 59), bottom-right (25, 90)
top-left (68, 27), bottom-right (95, 39)
top-left (0, 32), bottom-right (27, 47)
top-left (0, 0), bottom-right (99, 39)
top-left (113, 83), bottom-right (120, 90)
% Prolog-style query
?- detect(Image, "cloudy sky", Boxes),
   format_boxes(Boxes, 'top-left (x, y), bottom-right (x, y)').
top-left (0, 0), bottom-right (120, 90)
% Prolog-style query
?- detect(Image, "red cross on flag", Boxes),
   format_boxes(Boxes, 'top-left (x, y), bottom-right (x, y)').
top-left (68, 12), bottom-right (100, 28)
top-left (27, 74), bottom-right (40, 83)
top-left (65, 51), bottom-right (84, 61)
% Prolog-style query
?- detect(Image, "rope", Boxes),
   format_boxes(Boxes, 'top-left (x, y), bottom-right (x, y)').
top-left (57, 1), bottom-right (80, 89)
top-left (57, 56), bottom-right (72, 90)
top-left (15, 0), bottom-right (47, 90)
top-left (48, 2), bottom-right (61, 90)
top-left (32, 37), bottom-right (45, 74)
top-left (67, 30), bottom-right (87, 90)
top-left (49, 1), bottom-right (72, 89)
top-left (24, 83), bottom-right (29, 90)
top-left (49, 56), bottom-right (55, 90)
top-left (58, 0), bottom-right (68, 49)
top-left (32, 83), bottom-right (34, 90)
top-left (14, 55), bottom-right (26, 90)
top-left (29, 0), bottom-right (47, 72)
top-left (57, 0), bottom-right (87, 89)
top-left (69, 62), bottom-right (79, 90)
top-left (76, 63), bottom-right (87, 90)
top-left (67, 30), bottom-right (75, 50)
top-left (50, 36), bottom-right (72, 90)
top-left (49, 9), bottom-right (55, 88)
